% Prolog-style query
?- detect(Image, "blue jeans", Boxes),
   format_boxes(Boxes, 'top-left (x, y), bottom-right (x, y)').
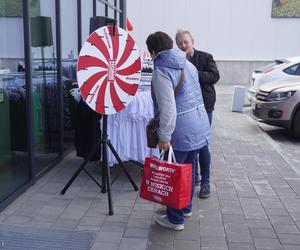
top-left (167, 149), bottom-right (198, 224)
top-left (196, 111), bottom-right (212, 184)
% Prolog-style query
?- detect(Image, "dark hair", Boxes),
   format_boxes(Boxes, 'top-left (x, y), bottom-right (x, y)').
top-left (146, 31), bottom-right (173, 55)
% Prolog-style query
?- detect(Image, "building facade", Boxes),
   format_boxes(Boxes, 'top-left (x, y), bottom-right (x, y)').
top-left (127, 0), bottom-right (300, 85)
top-left (0, 0), bottom-right (126, 211)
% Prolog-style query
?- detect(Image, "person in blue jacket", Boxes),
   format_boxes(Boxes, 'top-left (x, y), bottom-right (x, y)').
top-left (146, 31), bottom-right (211, 230)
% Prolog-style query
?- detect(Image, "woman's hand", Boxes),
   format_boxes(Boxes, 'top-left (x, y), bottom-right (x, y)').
top-left (158, 140), bottom-right (170, 151)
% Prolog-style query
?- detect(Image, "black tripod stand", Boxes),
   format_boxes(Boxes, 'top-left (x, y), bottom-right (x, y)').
top-left (60, 115), bottom-right (139, 215)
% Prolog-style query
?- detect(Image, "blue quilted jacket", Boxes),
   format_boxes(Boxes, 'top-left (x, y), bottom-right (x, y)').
top-left (152, 48), bottom-right (211, 151)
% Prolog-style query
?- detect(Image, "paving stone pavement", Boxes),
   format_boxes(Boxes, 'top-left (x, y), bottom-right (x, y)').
top-left (0, 85), bottom-right (300, 250)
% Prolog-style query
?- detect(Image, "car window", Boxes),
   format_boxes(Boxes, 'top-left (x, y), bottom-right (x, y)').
top-left (296, 64), bottom-right (300, 76)
top-left (254, 60), bottom-right (285, 73)
top-left (283, 64), bottom-right (300, 75)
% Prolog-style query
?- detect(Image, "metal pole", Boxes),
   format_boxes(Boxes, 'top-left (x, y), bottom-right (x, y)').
top-left (93, 0), bottom-right (96, 17)
top-left (101, 115), bottom-right (113, 215)
top-left (55, 0), bottom-right (64, 156)
top-left (23, 0), bottom-right (35, 180)
top-left (77, 0), bottom-right (82, 53)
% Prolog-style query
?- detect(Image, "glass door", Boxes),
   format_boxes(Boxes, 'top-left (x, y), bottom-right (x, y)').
top-left (61, 0), bottom-right (78, 151)
top-left (0, 0), bottom-right (30, 202)
top-left (30, 0), bottom-right (59, 175)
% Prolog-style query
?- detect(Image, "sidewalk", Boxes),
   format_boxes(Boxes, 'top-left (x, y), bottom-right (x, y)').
top-left (1, 85), bottom-right (300, 250)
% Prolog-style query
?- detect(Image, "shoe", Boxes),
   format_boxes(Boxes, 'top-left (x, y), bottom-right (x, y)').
top-left (183, 211), bottom-right (192, 217)
top-left (199, 183), bottom-right (210, 199)
top-left (155, 215), bottom-right (184, 231)
top-left (155, 204), bottom-right (167, 215)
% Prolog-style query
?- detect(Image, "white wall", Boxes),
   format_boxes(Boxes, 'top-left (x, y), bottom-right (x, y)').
top-left (127, 0), bottom-right (300, 61)
top-left (0, 17), bottom-right (24, 59)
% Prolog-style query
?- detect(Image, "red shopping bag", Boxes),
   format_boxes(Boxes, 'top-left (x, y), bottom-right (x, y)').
top-left (140, 147), bottom-right (192, 209)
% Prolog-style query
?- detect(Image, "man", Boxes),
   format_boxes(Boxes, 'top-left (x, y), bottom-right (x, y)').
top-left (176, 29), bottom-right (220, 199)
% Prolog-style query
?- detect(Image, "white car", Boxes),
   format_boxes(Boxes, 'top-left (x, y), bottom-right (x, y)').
top-left (247, 56), bottom-right (300, 102)
top-left (252, 77), bottom-right (300, 138)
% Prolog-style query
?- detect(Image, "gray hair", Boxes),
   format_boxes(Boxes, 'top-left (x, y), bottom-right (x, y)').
top-left (175, 29), bottom-right (194, 43)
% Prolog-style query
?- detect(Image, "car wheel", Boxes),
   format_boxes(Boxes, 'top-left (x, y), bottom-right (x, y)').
top-left (292, 110), bottom-right (300, 139)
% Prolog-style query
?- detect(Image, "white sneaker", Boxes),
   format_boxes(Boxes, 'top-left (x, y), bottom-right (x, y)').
top-left (156, 205), bottom-right (192, 217)
top-left (155, 215), bottom-right (184, 231)
top-left (183, 211), bottom-right (192, 217)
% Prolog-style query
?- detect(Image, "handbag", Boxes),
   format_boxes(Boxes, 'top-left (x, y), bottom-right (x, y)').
top-left (146, 118), bottom-right (159, 148)
top-left (140, 146), bottom-right (192, 209)
top-left (146, 69), bottom-right (185, 148)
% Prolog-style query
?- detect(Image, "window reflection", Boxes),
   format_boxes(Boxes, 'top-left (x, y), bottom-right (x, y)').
top-left (108, 7), bottom-right (114, 19)
top-left (97, 2), bottom-right (106, 16)
top-left (0, 1), bottom-right (30, 202)
top-left (61, 0), bottom-right (78, 150)
top-left (30, 0), bottom-right (59, 174)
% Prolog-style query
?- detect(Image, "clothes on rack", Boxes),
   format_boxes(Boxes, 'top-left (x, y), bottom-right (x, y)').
top-left (107, 88), bottom-right (159, 165)
top-left (63, 80), bottom-right (78, 131)
top-left (1, 74), bottom-right (27, 152)
top-left (1, 72), bottom-right (59, 152)
top-left (32, 73), bottom-right (58, 152)
top-left (62, 60), bottom-right (78, 132)
top-left (62, 60), bottom-right (77, 81)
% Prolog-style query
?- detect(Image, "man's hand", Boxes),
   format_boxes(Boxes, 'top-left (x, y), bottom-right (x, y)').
top-left (158, 140), bottom-right (170, 151)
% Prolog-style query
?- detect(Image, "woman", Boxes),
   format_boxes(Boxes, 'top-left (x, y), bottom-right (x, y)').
top-left (146, 31), bottom-right (211, 231)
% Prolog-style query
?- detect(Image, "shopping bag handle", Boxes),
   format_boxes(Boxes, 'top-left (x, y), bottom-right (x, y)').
top-left (159, 146), bottom-right (177, 163)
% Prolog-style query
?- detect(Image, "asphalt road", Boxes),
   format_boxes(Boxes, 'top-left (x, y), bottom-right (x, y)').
top-left (244, 106), bottom-right (300, 175)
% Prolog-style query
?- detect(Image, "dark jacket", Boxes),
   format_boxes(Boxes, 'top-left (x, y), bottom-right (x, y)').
top-left (189, 49), bottom-right (220, 112)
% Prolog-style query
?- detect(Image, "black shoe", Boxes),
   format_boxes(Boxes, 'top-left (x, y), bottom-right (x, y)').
top-left (199, 183), bottom-right (210, 199)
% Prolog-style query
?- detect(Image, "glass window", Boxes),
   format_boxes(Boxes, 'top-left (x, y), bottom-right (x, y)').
top-left (61, 0), bottom-right (78, 58)
top-left (61, 0), bottom-right (78, 150)
top-left (30, 0), bottom-right (59, 174)
top-left (0, 0), bottom-right (30, 202)
top-left (81, 0), bottom-right (93, 45)
top-left (108, 7), bottom-right (114, 19)
top-left (117, 12), bottom-right (121, 27)
top-left (296, 65), bottom-right (300, 75)
top-left (255, 60), bottom-right (286, 73)
top-left (96, 1), bottom-right (105, 16)
top-left (283, 64), bottom-right (300, 75)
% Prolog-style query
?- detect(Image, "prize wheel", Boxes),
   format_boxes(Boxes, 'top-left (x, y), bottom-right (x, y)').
top-left (77, 25), bottom-right (141, 115)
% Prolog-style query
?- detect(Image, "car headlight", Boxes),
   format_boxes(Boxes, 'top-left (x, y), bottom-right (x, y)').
top-left (265, 90), bottom-right (296, 101)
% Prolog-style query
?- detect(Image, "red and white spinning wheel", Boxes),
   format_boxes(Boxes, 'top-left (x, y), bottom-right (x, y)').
top-left (77, 25), bottom-right (141, 115)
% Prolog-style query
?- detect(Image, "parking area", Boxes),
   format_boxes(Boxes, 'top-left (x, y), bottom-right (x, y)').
top-left (244, 105), bottom-right (300, 177)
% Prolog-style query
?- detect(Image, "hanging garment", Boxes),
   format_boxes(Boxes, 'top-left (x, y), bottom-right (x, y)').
top-left (75, 99), bottom-right (102, 161)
